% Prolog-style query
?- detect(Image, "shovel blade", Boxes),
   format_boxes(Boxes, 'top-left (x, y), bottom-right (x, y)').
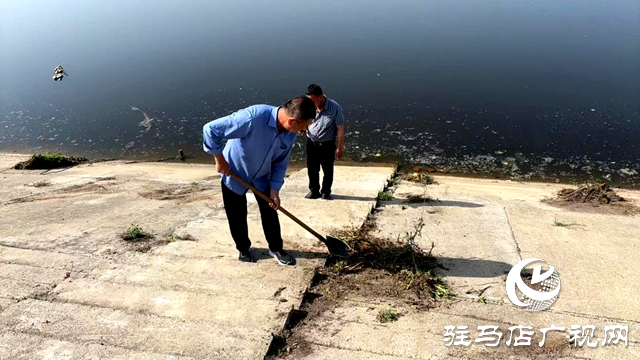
top-left (323, 236), bottom-right (349, 258)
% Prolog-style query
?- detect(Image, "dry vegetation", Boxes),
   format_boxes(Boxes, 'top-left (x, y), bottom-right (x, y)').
top-left (544, 183), bottom-right (638, 215)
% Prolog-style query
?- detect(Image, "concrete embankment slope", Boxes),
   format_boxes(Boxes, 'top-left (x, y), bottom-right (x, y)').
top-left (0, 155), bottom-right (394, 359)
top-left (285, 176), bottom-right (639, 359)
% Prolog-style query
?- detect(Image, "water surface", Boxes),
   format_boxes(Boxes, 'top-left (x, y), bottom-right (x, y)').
top-left (1, 0), bottom-right (639, 185)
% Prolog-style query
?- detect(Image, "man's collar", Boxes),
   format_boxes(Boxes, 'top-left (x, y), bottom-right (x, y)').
top-left (269, 106), bottom-right (280, 129)
top-left (319, 95), bottom-right (327, 110)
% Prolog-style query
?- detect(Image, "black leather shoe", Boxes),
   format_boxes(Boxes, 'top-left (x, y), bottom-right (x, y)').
top-left (305, 192), bottom-right (322, 199)
top-left (322, 193), bottom-right (332, 200)
top-left (239, 250), bottom-right (255, 263)
top-left (268, 249), bottom-right (296, 266)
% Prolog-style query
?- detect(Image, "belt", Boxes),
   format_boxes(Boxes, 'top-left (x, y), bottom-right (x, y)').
top-left (309, 139), bottom-right (335, 147)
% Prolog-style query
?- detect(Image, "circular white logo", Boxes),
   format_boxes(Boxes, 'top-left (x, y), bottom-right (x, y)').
top-left (506, 258), bottom-right (561, 312)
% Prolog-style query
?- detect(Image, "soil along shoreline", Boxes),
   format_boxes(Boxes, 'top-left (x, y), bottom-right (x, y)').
top-left (3, 150), bottom-right (639, 189)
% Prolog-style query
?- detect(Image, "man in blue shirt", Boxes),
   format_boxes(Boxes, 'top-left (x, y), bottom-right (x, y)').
top-left (203, 97), bottom-right (316, 265)
top-left (303, 84), bottom-right (345, 200)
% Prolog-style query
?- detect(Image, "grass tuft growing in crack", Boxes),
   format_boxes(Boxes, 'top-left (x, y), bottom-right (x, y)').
top-left (122, 224), bottom-right (153, 241)
top-left (377, 191), bottom-right (393, 201)
top-left (377, 307), bottom-right (399, 323)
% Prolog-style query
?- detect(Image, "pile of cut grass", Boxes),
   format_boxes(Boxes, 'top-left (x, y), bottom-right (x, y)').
top-left (329, 219), bottom-right (451, 303)
top-left (555, 183), bottom-right (625, 205)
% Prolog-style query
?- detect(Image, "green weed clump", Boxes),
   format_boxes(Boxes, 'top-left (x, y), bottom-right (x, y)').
top-left (377, 307), bottom-right (398, 323)
top-left (377, 191), bottom-right (393, 201)
top-left (122, 224), bottom-right (153, 241)
top-left (15, 152), bottom-right (87, 170)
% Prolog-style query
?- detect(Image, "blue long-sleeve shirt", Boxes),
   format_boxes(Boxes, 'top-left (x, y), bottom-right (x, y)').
top-left (203, 105), bottom-right (296, 195)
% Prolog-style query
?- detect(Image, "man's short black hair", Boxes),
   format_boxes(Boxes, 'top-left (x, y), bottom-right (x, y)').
top-left (305, 84), bottom-right (323, 96)
top-left (284, 96), bottom-right (316, 121)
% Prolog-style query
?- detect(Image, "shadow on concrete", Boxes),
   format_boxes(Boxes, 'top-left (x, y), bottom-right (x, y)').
top-left (386, 199), bottom-right (484, 208)
top-left (436, 257), bottom-right (513, 278)
top-left (250, 247), bottom-right (328, 262)
top-left (331, 194), bottom-right (376, 202)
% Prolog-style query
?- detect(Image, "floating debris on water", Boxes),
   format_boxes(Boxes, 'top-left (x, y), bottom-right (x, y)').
top-left (52, 65), bottom-right (68, 81)
top-left (619, 168), bottom-right (638, 177)
top-left (131, 106), bottom-right (155, 134)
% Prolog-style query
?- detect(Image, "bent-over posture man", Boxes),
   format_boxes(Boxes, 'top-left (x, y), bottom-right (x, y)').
top-left (203, 97), bottom-right (316, 265)
top-left (303, 84), bottom-right (345, 200)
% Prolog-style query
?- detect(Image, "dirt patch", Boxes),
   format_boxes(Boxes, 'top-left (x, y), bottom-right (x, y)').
top-left (544, 183), bottom-right (638, 215)
top-left (121, 225), bottom-right (197, 253)
top-left (139, 183), bottom-right (217, 203)
top-left (328, 219), bottom-right (450, 302)
top-left (269, 216), bottom-right (453, 359)
top-left (7, 182), bottom-right (111, 204)
top-left (60, 183), bottom-right (108, 194)
top-left (14, 153), bottom-right (87, 170)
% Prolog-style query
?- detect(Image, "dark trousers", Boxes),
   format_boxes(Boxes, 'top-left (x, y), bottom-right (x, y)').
top-left (306, 138), bottom-right (336, 195)
top-left (221, 180), bottom-right (283, 253)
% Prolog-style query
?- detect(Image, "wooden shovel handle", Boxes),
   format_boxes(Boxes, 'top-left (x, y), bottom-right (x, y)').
top-left (227, 172), bottom-right (326, 241)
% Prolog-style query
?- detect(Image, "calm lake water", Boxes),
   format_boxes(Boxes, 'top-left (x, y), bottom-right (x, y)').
top-left (1, 1), bottom-right (639, 186)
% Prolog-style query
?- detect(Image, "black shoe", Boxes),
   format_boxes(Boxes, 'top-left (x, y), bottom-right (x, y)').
top-left (322, 193), bottom-right (332, 200)
top-left (305, 192), bottom-right (322, 199)
top-left (268, 249), bottom-right (296, 266)
top-left (239, 250), bottom-right (255, 263)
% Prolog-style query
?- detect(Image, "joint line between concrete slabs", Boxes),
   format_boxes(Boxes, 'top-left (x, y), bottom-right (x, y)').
top-left (304, 340), bottom-right (418, 359)
top-left (502, 206), bottom-right (522, 261)
top-left (0, 328), bottom-right (188, 358)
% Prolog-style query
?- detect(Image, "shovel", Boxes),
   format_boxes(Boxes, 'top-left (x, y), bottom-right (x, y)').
top-left (228, 172), bottom-right (349, 258)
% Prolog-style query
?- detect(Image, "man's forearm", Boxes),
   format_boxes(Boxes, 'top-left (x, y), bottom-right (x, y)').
top-left (337, 126), bottom-right (345, 149)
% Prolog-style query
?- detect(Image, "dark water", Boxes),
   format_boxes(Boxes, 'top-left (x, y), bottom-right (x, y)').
top-left (1, 1), bottom-right (639, 186)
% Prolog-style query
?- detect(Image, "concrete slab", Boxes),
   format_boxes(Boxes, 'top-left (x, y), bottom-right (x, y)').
top-left (280, 176), bottom-right (639, 360)
top-left (0, 331), bottom-right (194, 360)
top-left (0, 298), bottom-right (16, 313)
top-left (86, 256), bottom-right (316, 301)
top-left (0, 156), bottom-right (395, 359)
top-left (0, 153), bottom-right (30, 170)
top-left (0, 299), bottom-right (269, 359)
top-left (422, 176), bottom-right (640, 322)
top-left (506, 201), bottom-right (640, 321)
top-left (53, 278), bottom-right (293, 329)
top-left (0, 278), bottom-right (55, 300)
top-left (377, 180), bottom-right (518, 300)
top-left (0, 246), bottom-right (107, 271)
top-left (289, 299), bottom-right (638, 359)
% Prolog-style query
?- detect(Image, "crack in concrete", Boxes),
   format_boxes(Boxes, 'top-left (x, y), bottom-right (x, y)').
top-left (304, 339), bottom-right (421, 359)
top-left (446, 298), bottom-right (640, 326)
top-left (502, 206), bottom-right (522, 261)
top-left (39, 296), bottom-right (283, 332)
